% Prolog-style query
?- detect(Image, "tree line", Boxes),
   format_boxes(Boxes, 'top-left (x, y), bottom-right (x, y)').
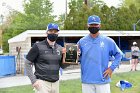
top-left (1, 0), bottom-right (140, 52)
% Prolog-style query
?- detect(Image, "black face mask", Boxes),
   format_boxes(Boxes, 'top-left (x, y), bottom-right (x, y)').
top-left (88, 27), bottom-right (100, 34)
top-left (47, 34), bottom-right (58, 42)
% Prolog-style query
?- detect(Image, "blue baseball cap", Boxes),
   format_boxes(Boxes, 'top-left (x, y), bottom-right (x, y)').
top-left (47, 23), bottom-right (59, 31)
top-left (87, 15), bottom-right (101, 25)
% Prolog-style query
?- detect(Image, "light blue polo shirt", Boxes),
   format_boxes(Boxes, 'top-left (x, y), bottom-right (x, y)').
top-left (78, 34), bottom-right (123, 84)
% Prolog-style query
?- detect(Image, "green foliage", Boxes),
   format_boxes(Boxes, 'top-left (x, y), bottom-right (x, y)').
top-left (23, 0), bottom-right (55, 29)
top-left (123, 0), bottom-right (140, 10)
top-left (64, 0), bottom-right (140, 31)
top-left (2, 0), bottom-right (140, 52)
top-left (64, 0), bottom-right (91, 30)
top-left (57, 14), bottom-right (65, 29)
top-left (2, 0), bottom-right (54, 52)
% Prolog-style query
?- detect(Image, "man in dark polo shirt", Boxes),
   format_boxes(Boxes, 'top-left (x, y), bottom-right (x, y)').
top-left (25, 23), bottom-right (67, 93)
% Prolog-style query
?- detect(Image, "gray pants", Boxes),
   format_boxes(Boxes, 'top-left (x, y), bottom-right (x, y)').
top-left (82, 83), bottom-right (111, 93)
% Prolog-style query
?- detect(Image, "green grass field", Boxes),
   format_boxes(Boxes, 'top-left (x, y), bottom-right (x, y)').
top-left (0, 71), bottom-right (140, 93)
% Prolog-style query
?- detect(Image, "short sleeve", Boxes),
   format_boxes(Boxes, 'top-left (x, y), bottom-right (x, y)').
top-left (26, 44), bottom-right (39, 62)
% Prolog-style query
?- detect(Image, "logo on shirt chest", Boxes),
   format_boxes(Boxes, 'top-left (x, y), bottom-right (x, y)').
top-left (45, 50), bottom-right (49, 53)
top-left (56, 50), bottom-right (60, 55)
top-left (44, 50), bottom-right (60, 55)
top-left (100, 41), bottom-right (104, 48)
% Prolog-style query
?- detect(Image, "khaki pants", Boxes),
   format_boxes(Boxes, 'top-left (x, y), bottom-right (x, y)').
top-left (34, 80), bottom-right (59, 93)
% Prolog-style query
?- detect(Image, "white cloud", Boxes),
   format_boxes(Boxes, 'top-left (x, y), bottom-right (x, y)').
top-left (0, 0), bottom-right (24, 15)
top-left (103, 0), bottom-right (121, 7)
top-left (50, 0), bottom-right (67, 15)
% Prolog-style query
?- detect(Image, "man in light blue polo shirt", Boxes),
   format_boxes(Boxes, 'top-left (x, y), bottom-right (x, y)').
top-left (77, 15), bottom-right (123, 93)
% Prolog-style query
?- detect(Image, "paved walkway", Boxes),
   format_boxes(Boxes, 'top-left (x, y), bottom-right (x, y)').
top-left (0, 64), bottom-right (140, 88)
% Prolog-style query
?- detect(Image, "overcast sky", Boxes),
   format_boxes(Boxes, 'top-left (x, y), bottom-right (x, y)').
top-left (0, 0), bottom-right (121, 19)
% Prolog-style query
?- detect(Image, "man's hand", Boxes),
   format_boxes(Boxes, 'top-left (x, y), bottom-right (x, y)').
top-left (33, 80), bottom-right (42, 90)
top-left (103, 68), bottom-right (113, 78)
